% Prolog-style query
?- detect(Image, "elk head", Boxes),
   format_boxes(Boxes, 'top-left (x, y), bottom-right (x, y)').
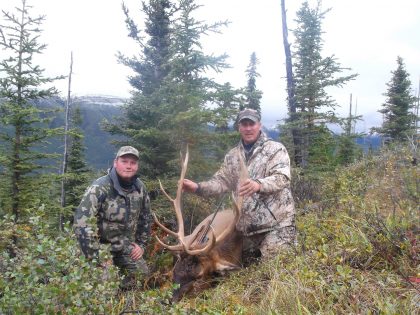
top-left (153, 147), bottom-right (248, 301)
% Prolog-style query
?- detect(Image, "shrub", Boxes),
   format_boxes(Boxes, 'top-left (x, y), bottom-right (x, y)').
top-left (0, 212), bottom-right (119, 314)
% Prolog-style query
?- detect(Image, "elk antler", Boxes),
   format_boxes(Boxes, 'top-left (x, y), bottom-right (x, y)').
top-left (181, 151), bottom-right (249, 255)
top-left (209, 151), bottom-right (248, 247)
top-left (154, 148), bottom-right (249, 256)
top-left (153, 146), bottom-right (216, 255)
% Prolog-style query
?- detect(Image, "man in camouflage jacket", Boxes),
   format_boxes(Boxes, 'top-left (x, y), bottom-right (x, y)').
top-left (183, 109), bottom-right (296, 258)
top-left (74, 146), bottom-right (151, 287)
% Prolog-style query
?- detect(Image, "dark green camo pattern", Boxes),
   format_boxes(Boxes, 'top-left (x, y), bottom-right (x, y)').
top-left (73, 168), bottom-right (151, 260)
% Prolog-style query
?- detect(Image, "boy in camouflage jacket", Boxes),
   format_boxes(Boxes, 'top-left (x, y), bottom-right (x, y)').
top-left (74, 146), bottom-right (151, 288)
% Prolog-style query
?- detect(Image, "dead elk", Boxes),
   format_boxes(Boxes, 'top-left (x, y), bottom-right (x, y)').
top-left (153, 149), bottom-right (247, 301)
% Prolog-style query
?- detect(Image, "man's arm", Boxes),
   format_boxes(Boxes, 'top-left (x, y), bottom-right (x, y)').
top-left (73, 184), bottom-right (103, 260)
top-left (192, 154), bottom-right (235, 197)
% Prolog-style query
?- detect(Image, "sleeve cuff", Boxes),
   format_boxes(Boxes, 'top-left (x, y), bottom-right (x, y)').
top-left (254, 179), bottom-right (262, 192)
top-left (195, 183), bottom-right (202, 194)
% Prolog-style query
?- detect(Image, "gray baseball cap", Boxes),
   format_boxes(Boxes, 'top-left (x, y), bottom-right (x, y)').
top-left (115, 146), bottom-right (139, 159)
top-left (237, 108), bottom-right (260, 123)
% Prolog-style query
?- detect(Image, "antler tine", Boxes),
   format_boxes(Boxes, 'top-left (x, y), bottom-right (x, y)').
top-left (235, 151), bottom-right (248, 211)
top-left (152, 212), bottom-right (178, 237)
top-left (154, 234), bottom-right (184, 251)
top-left (210, 192), bottom-right (241, 246)
top-left (172, 145), bottom-right (189, 244)
top-left (211, 152), bottom-right (248, 246)
top-left (158, 179), bottom-right (174, 202)
top-left (154, 145), bottom-right (190, 252)
top-left (152, 180), bottom-right (179, 246)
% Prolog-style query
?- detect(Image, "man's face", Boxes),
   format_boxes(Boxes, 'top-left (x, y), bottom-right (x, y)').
top-left (238, 119), bottom-right (261, 144)
top-left (113, 155), bottom-right (139, 181)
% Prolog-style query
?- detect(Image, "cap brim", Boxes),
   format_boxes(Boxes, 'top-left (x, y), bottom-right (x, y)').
top-left (117, 153), bottom-right (139, 159)
top-left (239, 115), bottom-right (259, 122)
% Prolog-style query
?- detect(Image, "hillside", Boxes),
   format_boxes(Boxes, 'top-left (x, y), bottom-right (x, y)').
top-left (0, 139), bottom-right (418, 313)
top-left (137, 145), bottom-right (419, 313)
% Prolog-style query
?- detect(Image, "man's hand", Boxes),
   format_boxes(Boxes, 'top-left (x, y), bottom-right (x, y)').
top-left (130, 242), bottom-right (144, 261)
top-left (239, 179), bottom-right (261, 197)
top-left (182, 179), bottom-right (199, 193)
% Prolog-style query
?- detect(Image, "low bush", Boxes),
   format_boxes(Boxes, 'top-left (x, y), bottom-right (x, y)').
top-left (0, 212), bottom-right (119, 314)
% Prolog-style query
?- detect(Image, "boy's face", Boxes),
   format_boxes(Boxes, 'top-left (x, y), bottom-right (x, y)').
top-left (114, 155), bottom-right (139, 181)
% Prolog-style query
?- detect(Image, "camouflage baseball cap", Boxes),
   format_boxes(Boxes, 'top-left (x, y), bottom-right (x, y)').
top-left (237, 108), bottom-right (260, 123)
top-left (115, 146), bottom-right (139, 159)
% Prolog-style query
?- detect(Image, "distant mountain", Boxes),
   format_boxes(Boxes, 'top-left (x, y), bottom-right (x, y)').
top-left (262, 126), bottom-right (280, 140)
top-left (40, 95), bottom-right (126, 170)
top-left (355, 135), bottom-right (382, 152)
top-left (1, 95), bottom-right (382, 171)
top-left (72, 95), bottom-right (126, 107)
top-left (261, 125), bottom-right (382, 152)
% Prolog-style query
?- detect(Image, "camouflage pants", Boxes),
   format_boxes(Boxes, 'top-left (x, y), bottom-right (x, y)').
top-left (112, 245), bottom-right (150, 290)
top-left (243, 225), bottom-right (297, 259)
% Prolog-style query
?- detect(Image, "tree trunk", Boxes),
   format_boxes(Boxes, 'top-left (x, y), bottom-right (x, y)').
top-left (59, 52), bottom-right (73, 230)
top-left (281, 0), bottom-right (301, 166)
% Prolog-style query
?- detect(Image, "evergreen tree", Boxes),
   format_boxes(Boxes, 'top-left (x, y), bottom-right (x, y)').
top-left (335, 132), bottom-right (361, 166)
top-left (64, 106), bottom-right (90, 219)
top-left (213, 82), bottom-right (241, 133)
top-left (105, 0), bottom-right (177, 177)
top-left (243, 52), bottom-right (262, 114)
top-left (286, 1), bottom-right (357, 168)
top-left (336, 97), bottom-right (363, 166)
top-left (374, 56), bottom-right (417, 142)
top-left (155, 0), bottom-right (231, 177)
top-left (0, 0), bottom-right (63, 222)
top-left (119, 0), bottom-right (173, 94)
top-left (306, 124), bottom-right (337, 173)
top-left (106, 0), bottom-right (231, 178)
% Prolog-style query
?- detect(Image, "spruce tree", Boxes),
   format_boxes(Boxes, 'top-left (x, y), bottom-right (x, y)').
top-left (106, 0), bottom-right (231, 178)
top-left (211, 82), bottom-right (241, 162)
top-left (64, 106), bottom-right (90, 219)
top-left (287, 1), bottom-right (357, 168)
top-left (243, 52), bottom-right (262, 114)
top-left (104, 0), bottom-right (176, 177)
top-left (156, 0), bottom-right (232, 177)
top-left (374, 56), bottom-right (417, 142)
top-left (336, 97), bottom-right (363, 166)
top-left (0, 0), bottom-right (63, 222)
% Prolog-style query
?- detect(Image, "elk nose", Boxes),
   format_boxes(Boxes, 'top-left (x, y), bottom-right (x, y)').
top-left (172, 288), bottom-right (182, 303)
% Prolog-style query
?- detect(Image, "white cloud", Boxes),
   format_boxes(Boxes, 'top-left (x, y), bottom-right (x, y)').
top-left (1, 0), bottom-right (419, 129)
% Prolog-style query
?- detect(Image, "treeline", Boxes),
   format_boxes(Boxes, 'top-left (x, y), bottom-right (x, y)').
top-left (0, 0), bottom-right (418, 313)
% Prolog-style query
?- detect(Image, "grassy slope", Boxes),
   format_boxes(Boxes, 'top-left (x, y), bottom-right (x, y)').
top-left (117, 145), bottom-right (419, 314)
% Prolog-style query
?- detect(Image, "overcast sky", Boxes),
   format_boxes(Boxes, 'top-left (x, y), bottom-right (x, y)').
top-left (1, 0), bottom-right (420, 132)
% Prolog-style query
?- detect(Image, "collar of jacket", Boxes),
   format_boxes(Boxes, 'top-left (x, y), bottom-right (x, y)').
top-left (108, 167), bottom-right (141, 196)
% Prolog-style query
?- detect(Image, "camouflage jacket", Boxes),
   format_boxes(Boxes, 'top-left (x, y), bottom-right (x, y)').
top-left (198, 132), bottom-right (295, 235)
top-left (73, 168), bottom-right (151, 259)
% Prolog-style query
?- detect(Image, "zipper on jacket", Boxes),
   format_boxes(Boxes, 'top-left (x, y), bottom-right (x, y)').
top-left (125, 196), bottom-right (130, 228)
